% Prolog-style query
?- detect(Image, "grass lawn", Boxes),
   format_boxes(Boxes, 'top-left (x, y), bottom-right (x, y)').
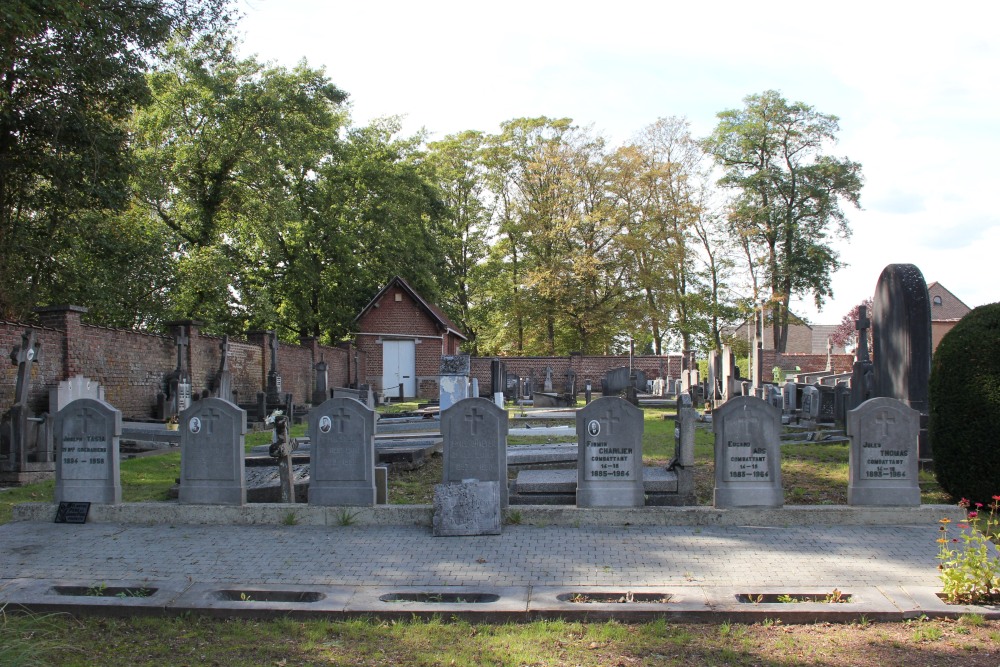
top-left (3, 611), bottom-right (999, 666)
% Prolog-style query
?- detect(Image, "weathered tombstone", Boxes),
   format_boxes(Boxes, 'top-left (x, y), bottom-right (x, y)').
top-left (872, 263), bottom-right (932, 459)
top-left (308, 397), bottom-right (377, 506)
top-left (432, 480), bottom-right (501, 536)
top-left (782, 380), bottom-right (797, 413)
top-left (801, 386), bottom-right (819, 420)
top-left (312, 354), bottom-right (329, 405)
top-left (846, 397), bottom-right (920, 506)
top-left (721, 347), bottom-right (735, 402)
top-left (576, 397), bottom-right (644, 507)
top-left (178, 398), bottom-right (246, 505)
top-left (441, 397), bottom-right (508, 507)
top-left (439, 354), bottom-right (471, 412)
top-left (817, 385), bottom-right (836, 424)
top-left (543, 366), bottom-right (554, 392)
top-left (490, 358), bottom-right (506, 396)
top-left (584, 379), bottom-right (592, 404)
top-left (766, 385), bottom-right (782, 410)
top-left (54, 398), bottom-right (121, 504)
top-left (633, 369), bottom-right (648, 392)
top-left (565, 369), bottom-right (577, 398)
top-left (712, 396), bottom-right (783, 508)
top-left (834, 382), bottom-right (850, 425)
top-left (604, 367), bottom-right (631, 395)
top-left (470, 377), bottom-right (480, 398)
top-left (268, 411), bottom-right (295, 503)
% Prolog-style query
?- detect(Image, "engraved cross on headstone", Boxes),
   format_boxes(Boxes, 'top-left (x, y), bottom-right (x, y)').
top-left (855, 305), bottom-right (871, 363)
top-left (201, 408), bottom-right (220, 436)
top-left (735, 410), bottom-right (760, 442)
top-left (465, 408), bottom-right (485, 435)
top-left (602, 409), bottom-right (621, 436)
top-left (76, 407), bottom-right (97, 434)
top-left (332, 407), bottom-right (352, 433)
top-left (875, 410), bottom-right (896, 437)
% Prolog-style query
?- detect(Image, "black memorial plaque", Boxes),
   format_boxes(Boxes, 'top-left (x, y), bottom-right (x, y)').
top-left (54, 501), bottom-right (91, 524)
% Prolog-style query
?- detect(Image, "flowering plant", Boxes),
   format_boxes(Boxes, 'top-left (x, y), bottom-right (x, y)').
top-left (937, 496), bottom-right (1000, 604)
top-left (265, 409), bottom-right (284, 426)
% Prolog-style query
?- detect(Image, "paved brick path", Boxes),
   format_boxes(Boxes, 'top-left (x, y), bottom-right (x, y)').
top-left (0, 522), bottom-right (944, 589)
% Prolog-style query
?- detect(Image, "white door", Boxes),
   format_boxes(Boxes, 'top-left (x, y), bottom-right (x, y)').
top-left (382, 340), bottom-right (416, 398)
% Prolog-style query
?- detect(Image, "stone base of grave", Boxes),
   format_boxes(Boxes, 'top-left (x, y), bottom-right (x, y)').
top-left (847, 485), bottom-right (921, 507)
top-left (0, 469), bottom-right (56, 486)
top-left (509, 467), bottom-right (696, 506)
top-left (432, 480), bottom-right (502, 536)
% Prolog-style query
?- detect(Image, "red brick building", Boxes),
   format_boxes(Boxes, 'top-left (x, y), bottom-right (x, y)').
top-left (353, 277), bottom-right (467, 399)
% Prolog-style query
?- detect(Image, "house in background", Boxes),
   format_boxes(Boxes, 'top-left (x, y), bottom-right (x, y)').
top-left (928, 281), bottom-right (971, 351)
top-left (353, 276), bottom-right (467, 399)
top-left (722, 311), bottom-right (847, 356)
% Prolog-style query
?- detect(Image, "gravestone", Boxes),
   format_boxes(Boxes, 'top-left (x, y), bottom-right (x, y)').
top-left (674, 406), bottom-right (696, 468)
top-left (265, 331), bottom-right (282, 404)
top-left (441, 397), bottom-right (508, 507)
top-left (872, 263), bottom-right (932, 458)
top-left (712, 396), bottom-right (783, 508)
top-left (543, 366), bottom-right (553, 392)
top-left (766, 385), bottom-right (782, 410)
top-left (54, 398), bottom-right (121, 504)
top-left (782, 380), bottom-right (797, 413)
top-left (470, 377), bottom-right (480, 398)
top-left (721, 346), bottom-right (736, 402)
top-left (850, 304), bottom-right (875, 410)
top-left (312, 355), bottom-right (329, 405)
top-left (603, 367), bottom-right (631, 395)
top-left (584, 379), bottom-right (592, 404)
top-left (214, 335), bottom-right (235, 402)
top-left (1, 329), bottom-right (53, 480)
top-left (846, 397), bottom-right (920, 506)
top-left (433, 480), bottom-right (501, 536)
top-left (633, 369), bottom-right (648, 392)
top-left (308, 397), bottom-right (377, 506)
top-left (576, 397), bottom-right (644, 507)
top-left (178, 398), bottom-right (247, 505)
top-left (490, 358), bottom-right (506, 396)
top-left (817, 385), bottom-right (836, 424)
top-left (800, 386), bottom-right (819, 420)
top-left (439, 354), bottom-right (471, 412)
top-left (50, 375), bottom-right (104, 414)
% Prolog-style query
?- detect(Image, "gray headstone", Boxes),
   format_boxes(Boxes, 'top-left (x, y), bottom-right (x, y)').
top-left (604, 367), bottom-right (631, 394)
top-left (178, 398), bottom-right (246, 505)
top-left (783, 380), bottom-right (797, 412)
top-left (308, 397), bottom-right (377, 506)
top-left (801, 386), bottom-right (819, 419)
top-left (439, 375), bottom-right (470, 412)
top-left (470, 377), bottom-right (480, 398)
top-left (712, 396), bottom-right (783, 508)
top-left (441, 397), bottom-right (508, 507)
top-left (873, 263), bottom-right (932, 459)
top-left (846, 397), bottom-right (920, 506)
top-left (54, 398), bottom-right (121, 504)
top-left (675, 406), bottom-right (696, 468)
top-left (817, 385), bottom-right (836, 423)
top-left (543, 366), bottom-right (553, 392)
top-left (575, 397), bottom-right (644, 507)
top-left (49, 375), bottom-right (105, 414)
top-left (432, 480), bottom-right (501, 536)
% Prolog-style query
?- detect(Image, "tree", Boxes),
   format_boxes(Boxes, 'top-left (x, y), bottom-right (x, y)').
top-left (0, 0), bottom-right (231, 318)
top-left (703, 90), bottom-right (864, 352)
top-left (830, 296), bottom-right (874, 352)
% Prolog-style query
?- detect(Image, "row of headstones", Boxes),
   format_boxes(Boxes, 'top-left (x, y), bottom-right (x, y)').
top-left (713, 395), bottom-right (920, 507)
top-left (53, 396), bottom-right (382, 506)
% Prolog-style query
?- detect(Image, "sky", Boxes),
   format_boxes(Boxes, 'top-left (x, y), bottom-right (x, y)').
top-left (237, 0), bottom-right (1000, 325)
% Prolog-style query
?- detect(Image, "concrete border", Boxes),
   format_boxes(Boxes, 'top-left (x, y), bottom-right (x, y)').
top-left (11, 502), bottom-right (966, 527)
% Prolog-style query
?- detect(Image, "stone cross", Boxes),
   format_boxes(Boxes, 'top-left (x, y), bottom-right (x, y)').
top-left (269, 332), bottom-right (280, 373)
top-left (10, 329), bottom-right (41, 407)
top-left (174, 329), bottom-right (189, 374)
top-left (219, 335), bottom-right (230, 372)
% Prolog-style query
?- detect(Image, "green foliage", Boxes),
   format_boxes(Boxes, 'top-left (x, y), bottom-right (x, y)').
top-left (702, 90), bottom-right (863, 352)
top-left (929, 303), bottom-right (1000, 504)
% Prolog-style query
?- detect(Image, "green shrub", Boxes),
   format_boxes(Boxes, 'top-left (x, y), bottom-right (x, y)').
top-left (929, 303), bottom-right (1000, 504)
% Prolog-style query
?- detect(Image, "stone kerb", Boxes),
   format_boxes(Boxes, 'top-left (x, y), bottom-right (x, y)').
top-left (846, 397), bottom-right (920, 506)
top-left (53, 398), bottom-right (121, 504)
top-left (178, 398), bottom-right (246, 505)
top-left (576, 397), bottom-right (644, 507)
top-left (712, 396), bottom-right (783, 508)
top-left (441, 397), bottom-right (508, 507)
top-left (308, 397), bottom-right (377, 506)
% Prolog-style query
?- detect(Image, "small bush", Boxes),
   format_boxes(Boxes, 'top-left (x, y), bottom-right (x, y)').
top-left (929, 303), bottom-right (1000, 504)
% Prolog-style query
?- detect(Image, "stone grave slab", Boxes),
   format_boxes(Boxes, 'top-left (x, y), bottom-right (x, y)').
top-left (846, 397), bottom-right (920, 506)
top-left (308, 397), bottom-right (377, 506)
top-left (441, 397), bottom-right (508, 507)
top-left (54, 398), bottom-right (121, 504)
top-left (575, 397), bottom-right (644, 507)
top-left (179, 398), bottom-right (247, 505)
top-left (432, 480), bottom-right (502, 536)
top-left (712, 396), bottom-right (782, 508)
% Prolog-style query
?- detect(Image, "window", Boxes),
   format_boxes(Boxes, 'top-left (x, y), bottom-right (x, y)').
top-left (933, 295), bottom-right (942, 306)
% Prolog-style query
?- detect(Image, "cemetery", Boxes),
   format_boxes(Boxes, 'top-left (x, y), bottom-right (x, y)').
top-left (3, 260), bottom-right (998, 630)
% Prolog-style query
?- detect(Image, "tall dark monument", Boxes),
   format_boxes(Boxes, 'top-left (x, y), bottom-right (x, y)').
top-left (872, 264), bottom-right (932, 459)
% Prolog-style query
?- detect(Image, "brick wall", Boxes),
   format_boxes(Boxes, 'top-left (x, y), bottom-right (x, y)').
top-left (469, 355), bottom-right (685, 392)
top-left (0, 306), bottom-right (363, 420)
top-left (766, 352), bottom-right (854, 375)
